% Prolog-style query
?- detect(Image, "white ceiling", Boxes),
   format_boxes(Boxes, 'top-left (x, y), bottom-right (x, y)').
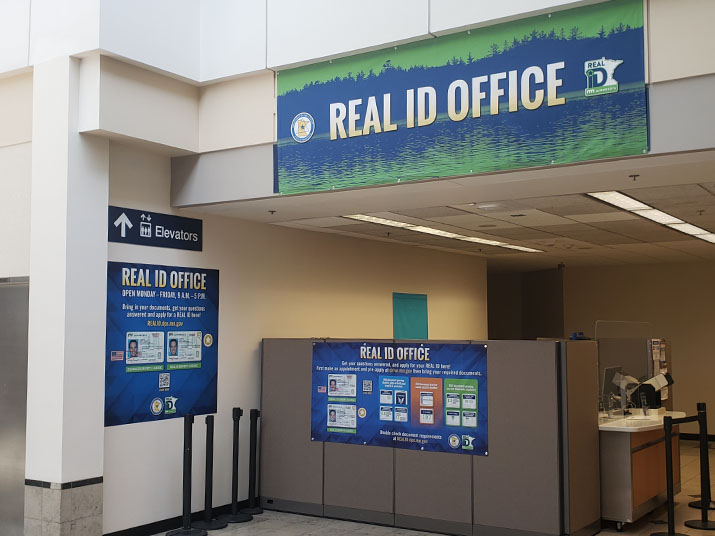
top-left (182, 149), bottom-right (715, 272)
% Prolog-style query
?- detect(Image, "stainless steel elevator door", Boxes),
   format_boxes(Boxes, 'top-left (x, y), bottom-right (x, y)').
top-left (0, 281), bottom-right (29, 536)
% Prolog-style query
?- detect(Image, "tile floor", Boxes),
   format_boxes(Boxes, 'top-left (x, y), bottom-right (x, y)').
top-left (154, 440), bottom-right (715, 536)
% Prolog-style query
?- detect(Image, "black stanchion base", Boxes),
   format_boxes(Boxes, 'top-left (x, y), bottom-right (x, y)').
top-left (166, 528), bottom-right (208, 536)
top-left (689, 500), bottom-right (715, 510)
top-left (192, 518), bottom-right (228, 531)
top-left (685, 519), bottom-right (715, 530)
top-left (217, 512), bottom-right (253, 523)
top-left (650, 532), bottom-right (688, 536)
top-left (240, 506), bottom-right (264, 515)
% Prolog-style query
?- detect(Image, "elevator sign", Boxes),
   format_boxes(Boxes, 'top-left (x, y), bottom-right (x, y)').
top-left (108, 206), bottom-right (203, 251)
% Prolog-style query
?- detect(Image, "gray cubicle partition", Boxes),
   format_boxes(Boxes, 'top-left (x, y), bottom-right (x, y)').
top-left (260, 339), bottom-right (599, 536)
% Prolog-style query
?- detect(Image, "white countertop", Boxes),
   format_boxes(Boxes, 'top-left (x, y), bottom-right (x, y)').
top-left (598, 411), bottom-right (686, 432)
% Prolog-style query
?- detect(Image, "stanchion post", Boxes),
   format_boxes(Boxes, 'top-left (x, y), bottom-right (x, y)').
top-left (218, 408), bottom-right (252, 524)
top-left (167, 415), bottom-right (207, 536)
top-left (241, 409), bottom-right (264, 515)
top-left (651, 416), bottom-right (687, 536)
top-left (685, 403), bottom-right (715, 530)
top-left (193, 415), bottom-right (227, 531)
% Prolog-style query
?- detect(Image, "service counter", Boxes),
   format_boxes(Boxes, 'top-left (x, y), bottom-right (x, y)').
top-left (599, 412), bottom-right (683, 528)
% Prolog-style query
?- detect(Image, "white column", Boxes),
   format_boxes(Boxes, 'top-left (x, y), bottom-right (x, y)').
top-left (25, 56), bottom-right (109, 484)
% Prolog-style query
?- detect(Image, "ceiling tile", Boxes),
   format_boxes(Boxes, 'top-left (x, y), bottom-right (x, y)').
top-left (520, 194), bottom-right (619, 216)
top-left (329, 223), bottom-right (413, 238)
top-left (450, 201), bottom-right (529, 214)
top-left (394, 206), bottom-right (467, 219)
top-left (589, 219), bottom-right (692, 242)
top-left (656, 240), bottom-right (715, 260)
top-left (478, 209), bottom-right (576, 227)
top-left (568, 212), bottom-right (640, 223)
top-left (533, 224), bottom-right (641, 246)
top-left (477, 227), bottom-right (558, 241)
top-left (626, 184), bottom-right (713, 204)
top-left (427, 214), bottom-right (519, 231)
top-left (700, 183), bottom-right (715, 196)
top-left (607, 243), bottom-right (699, 261)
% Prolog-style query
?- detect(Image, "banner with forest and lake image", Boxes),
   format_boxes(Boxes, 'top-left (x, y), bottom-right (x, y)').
top-left (277, 0), bottom-right (647, 195)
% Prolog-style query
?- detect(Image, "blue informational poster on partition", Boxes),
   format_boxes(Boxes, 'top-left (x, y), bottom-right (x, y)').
top-left (311, 342), bottom-right (488, 455)
top-left (104, 261), bottom-right (219, 426)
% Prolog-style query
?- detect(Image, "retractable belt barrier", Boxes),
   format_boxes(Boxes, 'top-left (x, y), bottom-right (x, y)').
top-left (193, 415), bottom-right (227, 531)
top-left (219, 408), bottom-right (253, 524)
top-left (651, 403), bottom-right (715, 536)
top-left (167, 414), bottom-right (207, 536)
top-left (241, 409), bottom-right (264, 515)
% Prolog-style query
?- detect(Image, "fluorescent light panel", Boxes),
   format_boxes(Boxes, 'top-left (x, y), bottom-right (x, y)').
top-left (343, 214), bottom-right (543, 253)
top-left (587, 191), bottom-right (650, 211)
top-left (587, 190), bottom-right (715, 243)
top-left (632, 209), bottom-right (683, 225)
top-left (667, 223), bottom-right (708, 235)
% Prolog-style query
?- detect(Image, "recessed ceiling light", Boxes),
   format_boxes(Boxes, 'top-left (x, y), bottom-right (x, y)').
top-left (668, 223), bottom-right (709, 235)
top-left (342, 214), bottom-right (543, 253)
top-left (587, 191), bottom-right (650, 211)
top-left (586, 190), bottom-right (714, 243)
top-left (632, 209), bottom-right (683, 225)
top-left (344, 214), bottom-right (414, 228)
top-left (476, 203), bottom-right (499, 210)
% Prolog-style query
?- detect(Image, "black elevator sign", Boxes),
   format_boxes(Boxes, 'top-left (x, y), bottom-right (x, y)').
top-left (108, 206), bottom-right (202, 251)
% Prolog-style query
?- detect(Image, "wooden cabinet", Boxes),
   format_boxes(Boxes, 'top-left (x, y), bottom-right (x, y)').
top-left (600, 426), bottom-right (680, 525)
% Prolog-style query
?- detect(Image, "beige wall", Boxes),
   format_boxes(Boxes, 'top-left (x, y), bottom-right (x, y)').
top-left (0, 71), bottom-right (32, 278)
top-left (564, 262), bottom-right (715, 432)
top-left (95, 57), bottom-right (199, 152)
top-left (0, 72), bottom-right (32, 147)
top-left (103, 141), bottom-right (487, 533)
top-left (0, 143), bottom-right (32, 278)
top-left (198, 71), bottom-right (275, 152)
top-left (648, 0), bottom-right (715, 83)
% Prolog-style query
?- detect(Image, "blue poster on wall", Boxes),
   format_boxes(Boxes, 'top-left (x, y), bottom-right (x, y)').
top-left (311, 342), bottom-right (488, 455)
top-left (105, 261), bottom-right (219, 426)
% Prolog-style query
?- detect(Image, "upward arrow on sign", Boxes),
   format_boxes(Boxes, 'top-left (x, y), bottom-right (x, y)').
top-left (114, 213), bottom-right (133, 238)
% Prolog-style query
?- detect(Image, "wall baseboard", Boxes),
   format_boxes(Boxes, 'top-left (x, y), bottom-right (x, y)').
top-left (104, 499), bottom-right (252, 536)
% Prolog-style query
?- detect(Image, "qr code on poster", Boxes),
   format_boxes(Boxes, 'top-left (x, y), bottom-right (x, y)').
top-left (362, 379), bottom-right (373, 394)
top-left (159, 373), bottom-right (170, 390)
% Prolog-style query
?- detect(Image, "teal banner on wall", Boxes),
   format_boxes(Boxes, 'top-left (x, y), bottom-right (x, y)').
top-left (277, 0), bottom-right (647, 195)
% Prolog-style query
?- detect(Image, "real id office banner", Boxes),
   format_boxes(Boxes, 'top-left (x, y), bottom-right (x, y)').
top-left (278, 0), bottom-right (647, 194)
top-left (105, 261), bottom-right (219, 426)
top-left (311, 342), bottom-right (488, 455)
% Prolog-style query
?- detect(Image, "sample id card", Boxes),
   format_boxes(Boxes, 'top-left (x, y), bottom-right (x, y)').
top-left (395, 391), bottom-right (407, 405)
top-left (462, 393), bottom-right (477, 409)
top-left (380, 406), bottom-right (393, 421)
top-left (394, 407), bottom-right (408, 422)
top-left (126, 332), bottom-right (164, 364)
top-left (462, 411), bottom-right (477, 428)
top-left (420, 392), bottom-right (434, 407)
top-left (420, 409), bottom-right (434, 424)
top-left (166, 331), bottom-right (202, 362)
top-left (380, 389), bottom-right (393, 404)
top-left (446, 410), bottom-right (461, 426)
top-left (445, 393), bottom-right (460, 408)
top-left (328, 374), bottom-right (357, 397)
top-left (327, 404), bottom-right (356, 428)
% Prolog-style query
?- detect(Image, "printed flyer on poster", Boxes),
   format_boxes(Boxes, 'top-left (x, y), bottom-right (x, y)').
top-left (311, 342), bottom-right (488, 455)
top-left (105, 261), bottom-right (219, 426)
